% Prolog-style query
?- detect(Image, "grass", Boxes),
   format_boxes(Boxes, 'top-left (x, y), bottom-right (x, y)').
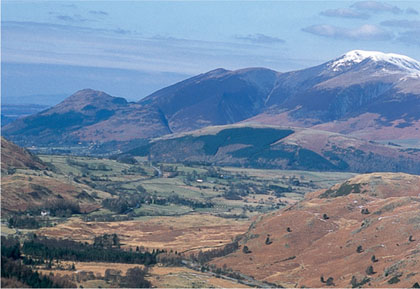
top-left (34, 155), bottom-right (354, 220)
top-left (139, 178), bottom-right (218, 201)
top-left (37, 213), bottom-right (250, 253)
top-left (134, 204), bottom-right (193, 216)
top-left (150, 266), bottom-right (251, 288)
top-left (39, 262), bottom-right (251, 288)
top-left (38, 154), bottom-right (151, 177)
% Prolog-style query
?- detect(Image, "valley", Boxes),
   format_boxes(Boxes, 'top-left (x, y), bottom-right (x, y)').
top-left (2, 142), bottom-right (419, 288)
top-left (2, 50), bottom-right (420, 288)
top-left (2, 138), bottom-right (360, 288)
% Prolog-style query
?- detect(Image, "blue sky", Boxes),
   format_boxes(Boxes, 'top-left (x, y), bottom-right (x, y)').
top-left (2, 0), bottom-right (420, 104)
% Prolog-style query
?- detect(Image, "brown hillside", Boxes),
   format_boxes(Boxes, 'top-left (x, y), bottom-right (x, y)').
top-left (1, 138), bottom-right (108, 215)
top-left (1, 173), bottom-right (105, 215)
top-left (212, 173), bottom-right (420, 288)
top-left (1, 137), bottom-right (47, 172)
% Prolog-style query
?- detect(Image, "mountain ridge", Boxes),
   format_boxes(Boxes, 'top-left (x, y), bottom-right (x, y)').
top-left (3, 50), bottom-right (420, 148)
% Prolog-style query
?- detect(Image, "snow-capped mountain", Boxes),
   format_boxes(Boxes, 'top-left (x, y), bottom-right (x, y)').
top-left (263, 50), bottom-right (420, 121)
top-left (329, 50), bottom-right (420, 73)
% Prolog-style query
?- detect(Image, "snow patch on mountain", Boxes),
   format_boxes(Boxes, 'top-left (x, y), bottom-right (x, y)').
top-left (329, 50), bottom-right (420, 77)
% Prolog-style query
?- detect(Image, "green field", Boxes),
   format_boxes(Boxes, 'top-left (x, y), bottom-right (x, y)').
top-left (31, 155), bottom-right (356, 222)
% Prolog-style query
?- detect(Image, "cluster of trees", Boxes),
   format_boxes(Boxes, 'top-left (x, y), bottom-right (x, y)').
top-left (66, 158), bottom-right (111, 171)
top-left (8, 215), bottom-right (42, 229)
top-left (222, 180), bottom-right (292, 200)
top-left (102, 195), bottom-right (142, 214)
top-left (8, 200), bottom-right (82, 229)
top-left (223, 189), bottom-right (244, 200)
top-left (121, 267), bottom-right (151, 288)
top-left (184, 170), bottom-right (207, 183)
top-left (22, 237), bottom-right (158, 265)
top-left (102, 190), bottom-right (212, 215)
top-left (199, 263), bottom-right (243, 281)
top-left (82, 214), bottom-right (132, 222)
top-left (103, 267), bottom-right (151, 288)
top-left (156, 252), bottom-right (184, 266)
top-left (190, 241), bottom-right (239, 264)
top-left (93, 234), bottom-right (120, 248)
top-left (320, 276), bottom-right (335, 286)
top-left (1, 236), bottom-right (76, 288)
top-left (123, 165), bottom-right (147, 175)
top-left (161, 195), bottom-right (213, 209)
top-left (268, 184), bottom-right (292, 197)
top-left (2, 235), bottom-right (161, 288)
top-left (42, 199), bottom-right (81, 217)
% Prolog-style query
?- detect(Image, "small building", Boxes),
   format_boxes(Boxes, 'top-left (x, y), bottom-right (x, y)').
top-left (41, 211), bottom-right (49, 217)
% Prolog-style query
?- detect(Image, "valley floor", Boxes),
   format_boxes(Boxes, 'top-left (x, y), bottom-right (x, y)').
top-left (3, 153), bottom-right (418, 288)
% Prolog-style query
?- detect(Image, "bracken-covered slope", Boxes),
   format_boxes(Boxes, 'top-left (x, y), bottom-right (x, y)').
top-left (3, 50), bottom-right (420, 146)
top-left (123, 124), bottom-right (420, 174)
top-left (1, 138), bottom-right (108, 216)
top-left (212, 172), bottom-right (420, 288)
top-left (1, 137), bottom-right (47, 172)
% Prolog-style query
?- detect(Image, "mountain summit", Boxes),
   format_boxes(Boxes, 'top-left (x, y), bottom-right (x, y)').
top-left (328, 50), bottom-right (420, 75)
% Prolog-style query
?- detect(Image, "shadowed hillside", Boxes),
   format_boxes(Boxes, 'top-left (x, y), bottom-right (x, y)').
top-left (122, 124), bottom-right (420, 174)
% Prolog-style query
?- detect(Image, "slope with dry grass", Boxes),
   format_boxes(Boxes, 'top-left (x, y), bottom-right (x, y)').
top-left (212, 173), bottom-right (420, 288)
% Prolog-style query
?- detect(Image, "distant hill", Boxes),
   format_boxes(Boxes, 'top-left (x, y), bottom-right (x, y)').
top-left (1, 104), bottom-right (50, 126)
top-left (3, 50), bottom-right (420, 147)
top-left (122, 124), bottom-right (420, 174)
top-left (2, 93), bottom-right (68, 106)
top-left (2, 89), bottom-right (172, 145)
top-left (138, 67), bottom-right (279, 133)
top-left (211, 172), bottom-right (420, 288)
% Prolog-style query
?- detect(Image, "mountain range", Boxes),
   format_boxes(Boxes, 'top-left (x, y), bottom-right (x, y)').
top-left (3, 50), bottom-right (420, 172)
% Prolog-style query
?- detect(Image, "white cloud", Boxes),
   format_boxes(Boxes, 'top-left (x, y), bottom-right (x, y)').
top-left (2, 21), bottom-right (302, 75)
top-left (320, 8), bottom-right (370, 19)
top-left (234, 33), bottom-right (285, 44)
top-left (397, 30), bottom-right (420, 46)
top-left (351, 1), bottom-right (402, 14)
top-left (406, 7), bottom-right (419, 15)
top-left (302, 24), bottom-right (393, 41)
top-left (381, 20), bottom-right (420, 29)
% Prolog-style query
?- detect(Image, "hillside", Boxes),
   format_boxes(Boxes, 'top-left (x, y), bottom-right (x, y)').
top-left (139, 68), bottom-right (279, 133)
top-left (123, 124), bottom-right (420, 174)
top-left (1, 138), bottom-right (108, 215)
top-left (1, 174), bottom-right (104, 215)
top-left (1, 137), bottom-right (47, 172)
top-left (211, 173), bottom-right (420, 288)
top-left (3, 50), bottom-right (420, 147)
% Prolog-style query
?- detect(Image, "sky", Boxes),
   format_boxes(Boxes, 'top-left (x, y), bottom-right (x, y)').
top-left (2, 0), bottom-right (420, 104)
